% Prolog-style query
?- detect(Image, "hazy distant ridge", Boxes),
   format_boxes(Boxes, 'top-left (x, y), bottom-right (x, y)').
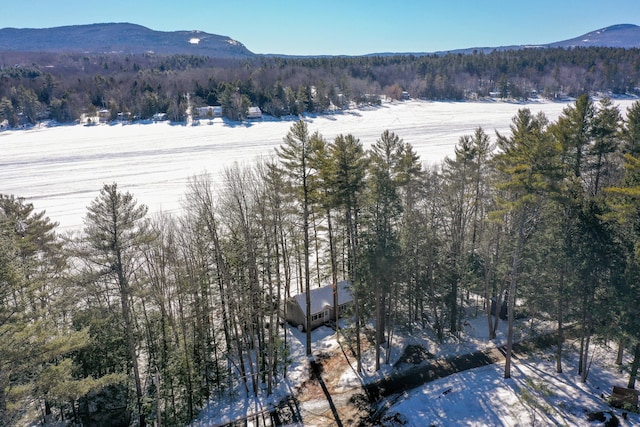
top-left (0, 23), bottom-right (254, 58)
top-left (547, 23), bottom-right (640, 48)
top-left (0, 22), bottom-right (638, 58)
top-left (368, 24), bottom-right (640, 56)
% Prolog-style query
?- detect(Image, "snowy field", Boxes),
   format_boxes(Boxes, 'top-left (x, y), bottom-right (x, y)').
top-left (3, 99), bottom-right (637, 425)
top-left (384, 337), bottom-right (640, 426)
top-left (1, 99), bottom-right (637, 232)
top-left (192, 308), bottom-right (640, 426)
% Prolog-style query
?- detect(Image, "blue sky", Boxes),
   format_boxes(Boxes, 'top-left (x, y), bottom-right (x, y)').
top-left (1, 0), bottom-right (638, 55)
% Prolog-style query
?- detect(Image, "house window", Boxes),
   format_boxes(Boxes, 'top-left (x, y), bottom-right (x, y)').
top-left (311, 310), bottom-right (329, 322)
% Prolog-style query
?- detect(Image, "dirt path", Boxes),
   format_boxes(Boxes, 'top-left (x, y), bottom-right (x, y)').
top-left (363, 346), bottom-right (507, 401)
top-left (237, 331), bottom-right (562, 426)
top-left (360, 333), bottom-right (562, 425)
top-left (287, 331), bottom-right (561, 426)
top-left (290, 339), bottom-right (370, 426)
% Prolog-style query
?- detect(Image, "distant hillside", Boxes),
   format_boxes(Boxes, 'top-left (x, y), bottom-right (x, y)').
top-left (368, 24), bottom-right (640, 57)
top-left (0, 23), bottom-right (639, 59)
top-left (548, 24), bottom-right (640, 49)
top-left (0, 23), bottom-right (254, 58)
top-left (1, 22), bottom-right (639, 127)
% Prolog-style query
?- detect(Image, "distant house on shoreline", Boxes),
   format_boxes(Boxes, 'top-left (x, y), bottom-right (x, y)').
top-left (196, 105), bottom-right (223, 118)
top-left (282, 281), bottom-right (352, 331)
top-left (80, 109), bottom-right (111, 125)
top-left (247, 106), bottom-right (262, 119)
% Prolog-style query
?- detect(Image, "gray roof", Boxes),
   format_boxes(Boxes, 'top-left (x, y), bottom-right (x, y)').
top-left (294, 280), bottom-right (352, 315)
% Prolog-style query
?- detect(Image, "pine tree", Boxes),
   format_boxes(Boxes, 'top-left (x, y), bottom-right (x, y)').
top-left (589, 97), bottom-right (622, 195)
top-left (492, 109), bottom-right (562, 378)
top-left (0, 195), bottom-right (110, 425)
top-left (439, 128), bottom-right (494, 334)
top-left (605, 153), bottom-right (640, 388)
top-left (622, 101), bottom-right (640, 156)
top-left (276, 120), bottom-right (317, 356)
top-left (82, 183), bottom-right (153, 426)
top-left (364, 130), bottom-right (404, 371)
top-left (440, 134), bottom-right (475, 333)
top-left (552, 93), bottom-right (594, 179)
top-left (327, 134), bottom-right (367, 371)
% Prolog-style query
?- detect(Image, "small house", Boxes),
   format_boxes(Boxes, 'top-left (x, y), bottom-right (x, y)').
top-left (98, 109), bottom-right (111, 123)
top-left (80, 113), bottom-right (100, 125)
top-left (283, 281), bottom-right (353, 331)
top-left (197, 106), bottom-right (222, 118)
top-left (247, 106), bottom-right (262, 119)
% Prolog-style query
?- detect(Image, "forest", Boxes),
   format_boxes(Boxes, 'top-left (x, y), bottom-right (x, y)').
top-left (2, 93), bottom-right (640, 425)
top-left (1, 46), bottom-right (640, 126)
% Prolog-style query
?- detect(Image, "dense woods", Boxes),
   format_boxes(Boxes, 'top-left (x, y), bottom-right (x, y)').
top-left (1, 46), bottom-right (640, 126)
top-left (3, 94), bottom-right (640, 425)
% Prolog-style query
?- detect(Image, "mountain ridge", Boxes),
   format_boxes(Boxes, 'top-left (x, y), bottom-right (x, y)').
top-left (547, 23), bottom-right (640, 48)
top-left (0, 22), bottom-right (254, 58)
top-left (365, 23), bottom-right (640, 57)
top-left (0, 23), bottom-right (638, 58)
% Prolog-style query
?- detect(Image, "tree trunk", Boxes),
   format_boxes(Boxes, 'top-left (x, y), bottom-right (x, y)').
top-left (492, 277), bottom-right (508, 341)
top-left (375, 285), bottom-right (383, 371)
top-left (116, 255), bottom-right (145, 426)
top-left (505, 210), bottom-right (525, 379)
top-left (556, 272), bottom-right (564, 373)
top-left (579, 291), bottom-right (594, 382)
top-left (327, 209), bottom-right (339, 324)
top-left (385, 287), bottom-right (398, 365)
top-left (177, 293), bottom-right (194, 421)
top-left (488, 225), bottom-right (502, 340)
top-left (628, 342), bottom-right (640, 389)
top-left (355, 291), bottom-right (362, 373)
top-left (581, 331), bottom-right (592, 383)
top-left (346, 205), bottom-right (362, 372)
top-left (427, 260), bottom-right (443, 342)
top-left (449, 267), bottom-right (459, 334)
top-left (616, 339), bottom-right (625, 365)
top-left (312, 211), bottom-right (322, 286)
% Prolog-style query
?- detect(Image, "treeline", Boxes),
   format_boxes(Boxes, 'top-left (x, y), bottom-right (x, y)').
top-left (1, 46), bottom-right (639, 126)
top-left (3, 96), bottom-right (640, 425)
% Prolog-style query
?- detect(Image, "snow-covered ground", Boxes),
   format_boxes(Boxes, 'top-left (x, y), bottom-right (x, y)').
top-left (191, 305), bottom-right (640, 426)
top-left (3, 98), bottom-right (639, 425)
top-left (386, 345), bottom-right (639, 426)
top-left (2, 99), bottom-right (637, 232)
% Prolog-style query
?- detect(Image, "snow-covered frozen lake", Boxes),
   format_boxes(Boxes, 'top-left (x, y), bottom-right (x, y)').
top-left (2, 99), bottom-right (636, 232)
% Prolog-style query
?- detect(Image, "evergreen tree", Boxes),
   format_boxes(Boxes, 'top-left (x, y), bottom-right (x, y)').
top-left (276, 121), bottom-right (318, 356)
top-left (440, 134), bottom-right (475, 333)
top-left (440, 128), bottom-right (494, 334)
top-left (589, 97), bottom-right (622, 195)
top-left (81, 183), bottom-right (153, 426)
top-left (364, 130), bottom-right (404, 371)
top-left (622, 101), bottom-right (640, 156)
top-left (605, 153), bottom-right (640, 388)
top-left (0, 195), bottom-right (111, 425)
top-left (327, 133), bottom-right (367, 371)
top-left (492, 109), bottom-right (562, 378)
top-left (552, 94), bottom-right (594, 179)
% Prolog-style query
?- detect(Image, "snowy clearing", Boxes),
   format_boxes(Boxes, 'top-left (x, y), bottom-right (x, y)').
top-left (2, 99), bottom-right (637, 232)
top-left (3, 99), bottom-right (639, 425)
top-left (384, 340), bottom-right (640, 426)
top-left (190, 305), bottom-right (640, 426)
